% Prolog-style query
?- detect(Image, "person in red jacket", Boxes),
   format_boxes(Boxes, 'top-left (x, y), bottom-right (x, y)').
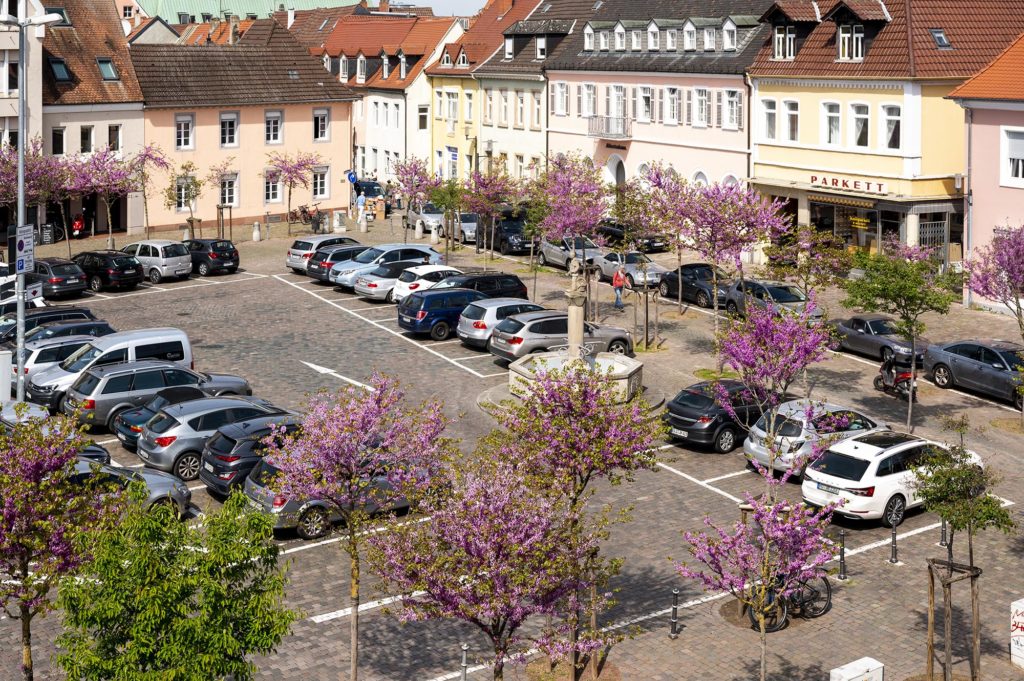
top-left (612, 265), bottom-right (629, 310)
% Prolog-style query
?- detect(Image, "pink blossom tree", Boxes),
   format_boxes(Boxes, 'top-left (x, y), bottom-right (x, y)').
top-left (266, 151), bottom-right (322, 227)
top-left (634, 164), bottom-right (694, 312)
top-left (78, 146), bottom-right (140, 248)
top-left (24, 143), bottom-right (75, 256)
top-left (261, 375), bottom-right (452, 681)
top-left (533, 152), bottom-right (609, 245)
top-left (129, 144), bottom-right (170, 239)
top-left (464, 166), bottom-right (517, 258)
top-left (761, 222), bottom-right (853, 296)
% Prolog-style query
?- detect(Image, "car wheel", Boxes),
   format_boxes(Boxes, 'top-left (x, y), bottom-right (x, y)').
top-left (659, 281), bottom-right (670, 297)
top-left (726, 300), bottom-right (739, 315)
top-left (430, 321), bottom-right (451, 341)
top-left (385, 289), bottom-right (394, 303)
top-left (696, 291), bottom-right (711, 308)
top-left (173, 452), bottom-right (202, 481)
top-left (1016, 391), bottom-right (1023, 412)
top-left (89, 276), bottom-right (103, 292)
top-left (881, 494), bottom-right (907, 528)
top-left (932, 364), bottom-right (953, 389)
top-left (297, 507), bottom-right (330, 540)
top-left (626, 275), bottom-right (636, 289)
top-left (106, 407), bottom-right (128, 432)
top-left (460, 232), bottom-right (467, 245)
top-left (197, 262), bottom-right (210, 277)
top-left (538, 252), bottom-right (547, 266)
top-left (608, 339), bottom-right (628, 354)
top-left (714, 427), bottom-right (737, 453)
top-left (149, 269), bottom-right (162, 285)
top-left (880, 346), bottom-right (893, 363)
top-left (872, 375), bottom-right (885, 392)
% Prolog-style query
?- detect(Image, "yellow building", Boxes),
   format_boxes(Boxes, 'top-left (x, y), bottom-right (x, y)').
top-left (748, 0), bottom-right (1024, 263)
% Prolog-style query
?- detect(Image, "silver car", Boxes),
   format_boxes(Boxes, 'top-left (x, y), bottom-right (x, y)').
top-left (831, 313), bottom-right (929, 362)
top-left (18, 335), bottom-right (94, 383)
top-left (73, 458), bottom-right (193, 518)
top-left (725, 279), bottom-right (824, 323)
top-left (137, 396), bottom-right (286, 481)
top-left (538, 236), bottom-right (606, 269)
top-left (286, 235), bottom-right (360, 274)
top-left (329, 244), bottom-right (442, 288)
top-left (488, 310), bottom-right (632, 361)
top-left (353, 261), bottom-right (428, 302)
top-left (122, 240), bottom-right (193, 284)
top-left (407, 201), bottom-right (445, 235)
top-left (743, 399), bottom-right (887, 475)
top-left (924, 339), bottom-right (1024, 410)
top-left (456, 298), bottom-right (546, 347)
top-left (595, 252), bottom-right (668, 288)
top-left (62, 360), bottom-right (252, 430)
top-left (440, 212), bottom-right (479, 243)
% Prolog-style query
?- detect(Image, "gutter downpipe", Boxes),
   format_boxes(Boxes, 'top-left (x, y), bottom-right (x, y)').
top-left (965, 106), bottom-right (973, 308)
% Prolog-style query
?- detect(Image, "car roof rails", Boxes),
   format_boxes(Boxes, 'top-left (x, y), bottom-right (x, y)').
top-left (459, 267), bottom-right (505, 275)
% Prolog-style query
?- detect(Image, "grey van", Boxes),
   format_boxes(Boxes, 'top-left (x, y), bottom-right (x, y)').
top-left (329, 244), bottom-right (442, 288)
top-left (122, 240), bottom-right (194, 284)
top-left (286, 235), bottom-right (360, 274)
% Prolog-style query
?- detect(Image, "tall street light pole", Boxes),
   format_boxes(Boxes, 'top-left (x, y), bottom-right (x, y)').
top-left (0, 5), bottom-right (62, 401)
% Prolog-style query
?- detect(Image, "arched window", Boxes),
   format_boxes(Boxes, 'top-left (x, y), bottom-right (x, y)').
top-left (693, 171), bottom-right (708, 186)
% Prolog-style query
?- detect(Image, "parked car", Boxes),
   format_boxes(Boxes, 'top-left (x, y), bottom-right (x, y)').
top-left (484, 208), bottom-right (536, 255)
top-left (0, 292), bottom-right (46, 316)
top-left (0, 307), bottom-right (97, 344)
top-left (924, 339), bottom-right (1024, 410)
top-left (34, 257), bottom-right (87, 298)
top-left (488, 311), bottom-right (632, 361)
top-left (802, 431), bottom-right (981, 527)
top-left (431, 272), bottom-right (529, 299)
top-left (657, 263), bottom-right (731, 309)
top-left (538, 236), bottom-right (606, 269)
top-left (329, 244), bottom-right (442, 288)
top-left (663, 380), bottom-right (766, 453)
top-left (72, 458), bottom-right (192, 518)
top-left (397, 288), bottom-right (488, 340)
top-left (122, 240), bottom-right (193, 284)
top-left (456, 298), bottom-right (546, 348)
top-left (391, 265), bottom-right (464, 303)
top-left (407, 200), bottom-right (445, 235)
top-left (831, 313), bottom-right (929, 362)
top-left (306, 245), bottom-right (370, 283)
top-left (725, 279), bottom-right (823, 323)
top-left (286, 235), bottom-right (360, 274)
top-left (72, 250), bottom-right (144, 292)
top-left (23, 320), bottom-right (115, 344)
top-left (0, 402), bottom-right (111, 463)
top-left (111, 386), bottom-right (208, 449)
top-left (62, 360), bottom-right (252, 430)
top-left (595, 252), bottom-right (667, 288)
top-left (596, 220), bottom-right (667, 252)
top-left (354, 261), bottom-right (428, 302)
top-left (28, 328), bottom-right (192, 411)
top-left (743, 400), bottom-right (887, 476)
top-left (182, 239), bottom-right (240, 276)
top-left (138, 396), bottom-right (287, 480)
top-left (18, 336), bottom-right (94, 383)
top-left (198, 413), bottom-right (301, 496)
top-left (244, 457), bottom-right (409, 539)
top-left (444, 213), bottom-right (479, 243)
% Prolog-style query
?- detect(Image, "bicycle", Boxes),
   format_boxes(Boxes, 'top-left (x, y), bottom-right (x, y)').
top-left (288, 204), bottom-right (312, 225)
top-left (748, 575), bottom-right (832, 632)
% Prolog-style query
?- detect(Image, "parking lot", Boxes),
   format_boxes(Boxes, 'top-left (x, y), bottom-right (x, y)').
top-left (3, 224), bottom-right (1024, 680)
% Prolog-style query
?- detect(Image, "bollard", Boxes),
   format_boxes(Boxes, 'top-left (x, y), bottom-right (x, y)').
top-left (838, 529), bottom-right (847, 581)
top-left (668, 588), bottom-right (680, 639)
top-left (939, 519), bottom-right (948, 547)
top-left (460, 642), bottom-right (469, 681)
top-left (252, 222), bottom-right (261, 242)
top-left (889, 525), bottom-right (898, 564)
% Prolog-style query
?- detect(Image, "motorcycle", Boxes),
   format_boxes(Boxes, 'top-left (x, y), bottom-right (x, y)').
top-left (873, 356), bottom-right (917, 401)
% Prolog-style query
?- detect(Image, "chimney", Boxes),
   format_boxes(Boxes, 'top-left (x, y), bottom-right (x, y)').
top-left (133, 12), bottom-right (141, 27)
top-left (378, 0), bottom-right (389, 12)
top-left (287, 8), bottom-right (295, 27)
top-left (210, 16), bottom-right (220, 34)
top-left (229, 15), bottom-right (239, 44)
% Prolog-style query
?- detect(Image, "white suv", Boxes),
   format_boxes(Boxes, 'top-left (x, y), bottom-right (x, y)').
top-left (802, 431), bottom-right (981, 528)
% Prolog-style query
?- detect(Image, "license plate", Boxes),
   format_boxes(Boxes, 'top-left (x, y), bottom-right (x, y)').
top-left (670, 428), bottom-right (689, 438)
top-left (817, 482), bottom-right (840, 494)
top-left (401, 316), bottom-right (412, 323)
top-left (204, 462), bottom-right (214, 473)
top-left (138, 449), bottom-right (149, 460)
top-left (117, 432), bottom-right (126, 442)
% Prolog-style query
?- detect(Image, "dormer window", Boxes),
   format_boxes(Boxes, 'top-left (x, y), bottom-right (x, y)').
top-left (614, 25), bottom-right (625, 50)
top-left (536, 36), bottom-right (547, 59)
top-left (723, 20), bottom-right (736, 50)
top-left (773, 25), bottom-right (796, 59)
top-left (838, 24), bottom-right (864, 61)
top-left (441, 52), bottom-right (452, 66)
top-left (599, 31), bottom-right (609, 50)
top-left (703, 27), bottom-right (716, 51)
top-left (356, 55), bottom-right (366, 83)
top-left (584, 25), bottom-right (594, 50)
top-left (930, 28), bottom-right (951, 49)
top-left (647, 27), bottom-right (659, 50)
top-left (683, 22), bottom-right (696, 50)
top-left (504, 37), bottom-right (513, 59)
top-left (399, 54), bottom-right (407, 78)
top-left (456, 51), bottom-right (469, 67)
top-left (630, 30), bottom-right (641, 50)
top-left (339, 55), bottom-right (348, 82)
top-left (381, 53), bottom-right (389, 79)
top-left (666, 29), bottom-right (677, 50)
top-left (322, 54), bottom-right (330, 70)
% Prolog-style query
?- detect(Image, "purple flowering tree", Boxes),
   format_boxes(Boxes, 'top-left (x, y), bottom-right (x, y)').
top-left (261, 374), bottom-right (451, 681)
top-left (967, 225), bottom-right (1024, 419)
top-left (78, 146), bottom-right (140, 248)
top-left (464, 167), bottom-right (517, 258)
top-left (639, 164), bottom-right (695, 312)
top-left (129, 144), bottom-right (170, 239)
top-left (266, 151), bottom-right (322, 226)
top-left (161, 161), bottom-right (205, 238)
top-left (762, 222), bottom-right (853, 296)
top-left (370, 460), bottom-right (598, 681)
top-left (0, 408), bottom-right (114, 681)
top-left (25, 144), bottom-right (74, 256)
top-left (534, 152), bottom-right (609, 245)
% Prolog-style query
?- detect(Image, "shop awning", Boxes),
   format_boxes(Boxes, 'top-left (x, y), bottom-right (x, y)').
top-left (807, 194), bottom-right (876, 209)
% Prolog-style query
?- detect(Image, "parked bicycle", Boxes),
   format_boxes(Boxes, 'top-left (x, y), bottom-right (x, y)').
top-left (748, 575), bottom-right (832, 632)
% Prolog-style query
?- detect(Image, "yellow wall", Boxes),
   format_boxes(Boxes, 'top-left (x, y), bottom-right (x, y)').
top-left (428, 75), bottom-right (479, 180)
top-left (919, 83), bottom-right (966, 178)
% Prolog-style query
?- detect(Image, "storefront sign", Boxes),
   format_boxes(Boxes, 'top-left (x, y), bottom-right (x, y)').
top-left (810, 175), bottom-right (886, 194)
top-left (849, 216), bottom-right (872, 230)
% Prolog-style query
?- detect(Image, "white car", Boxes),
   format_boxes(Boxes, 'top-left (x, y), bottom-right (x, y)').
top-left (391, 265), bottom-right (463, 303)
top-left (802, 431), bottom-right (981, 528)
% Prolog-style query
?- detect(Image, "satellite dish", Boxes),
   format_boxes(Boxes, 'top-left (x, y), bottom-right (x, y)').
top-left (121, 19), bottom-right (131, 35)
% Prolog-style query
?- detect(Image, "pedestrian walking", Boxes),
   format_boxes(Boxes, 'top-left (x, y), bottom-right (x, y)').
top-left (612, 264), bottom-right (629, 310)
top-left (356, 191), bottom-right (366, 223)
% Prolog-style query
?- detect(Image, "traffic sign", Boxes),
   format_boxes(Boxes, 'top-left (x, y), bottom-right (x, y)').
top-left (15, 224), bottom-right (33, 274)
top-left (24, 282), bottom-right (41, 302)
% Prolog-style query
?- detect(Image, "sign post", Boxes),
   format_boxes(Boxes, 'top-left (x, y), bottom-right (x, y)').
top-left (1012, 598), bottom-right (1024, 669)
top-left (15, 224), bottom-right (34, 274)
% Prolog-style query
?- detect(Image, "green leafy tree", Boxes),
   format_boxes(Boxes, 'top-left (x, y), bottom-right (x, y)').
top-left (429, 178), bottom-right (464, 264)
top-left (162, 160), bottom-right (205, 238)
top-left (762, 223), bottom-right (853, 296)
top-left (57, 489), bottom-right (298, 681)
top-left (842, 241), bottom-right (959, 428)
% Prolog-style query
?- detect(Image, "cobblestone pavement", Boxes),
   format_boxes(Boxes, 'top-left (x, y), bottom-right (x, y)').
top-left (2, 220), bottom-right (1024, 680)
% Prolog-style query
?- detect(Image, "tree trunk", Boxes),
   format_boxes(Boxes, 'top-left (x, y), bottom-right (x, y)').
top-left (104, 196), bottom-right (115, 250)
top-left (58, 202), bottom-right (71, 259)
top-left (906, 335), bottom-right (917, 430)
top-left (943, 583), bottom-right (953, 681)
top-left (676, 249), bottom-right (683, 314)
top-left (971, 572), bottom-right (981, 681)
top-left (20, 603), bottom-right (32, 681)
top-left (349, 537), bottom-right (361, 681)
top-left (143, 183), bottom-right (151, 240)
top-left (530, 241), bottom-right (537, 302)
top-left (758, 613), bottom-right (767, 681)
top-left (927, 566), bottom-right (936, 680)
top-left (589, 583), bottom-right (599, 681)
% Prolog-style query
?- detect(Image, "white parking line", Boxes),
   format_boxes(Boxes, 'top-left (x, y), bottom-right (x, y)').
top-left (478, 372), bottom-right (509, 379)
top-left (95, 437), bottom-right (119, 445)
top-left (281, 516), bottom-right (430, 555)
top-left (345, 305), bottom-right (396, 313)
top-left (301, 361), bottom-right (374, 391)
top-left (702, 470), bottom-right (751, 484)
top-left (310, 592), bottom-right (427, 624)
top-left (431, 339), bottom-right (463, 345)
top-left (452, 354), bottom-right (498, 362)
top-left (657, 462), bottom-right (742, 503)
top-left (188, 484), bottom-right (205, 492)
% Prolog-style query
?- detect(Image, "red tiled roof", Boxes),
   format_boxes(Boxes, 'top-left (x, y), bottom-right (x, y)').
top-left (760, 0), bottom-right (821, 23)
top-left (821, 0), bottom-right (889, 22)
top-left (425, 0), bottom-right (544, 75)
top-left (322, 14), bottom-right (417, 57)
top-left (363, 18), bottom-right (455, 89)
top-left (177, 19), bottom-right (255, 45)
top-left (270, 6), bottom-right (364, 50)
top-left (750, 0), bottom-right (1024, 79)
top-left (949, 32), bottom-right (1024, 101)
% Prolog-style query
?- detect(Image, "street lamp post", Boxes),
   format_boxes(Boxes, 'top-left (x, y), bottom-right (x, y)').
top-left (0, 6), bottom-right (63, 401)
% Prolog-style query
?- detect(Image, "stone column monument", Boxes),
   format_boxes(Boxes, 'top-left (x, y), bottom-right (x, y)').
top-left (566, 258), bottom-right (587, 361)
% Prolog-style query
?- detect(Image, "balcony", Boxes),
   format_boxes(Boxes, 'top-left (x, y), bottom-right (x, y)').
top-left (587, 115), bottom-right (631, 140)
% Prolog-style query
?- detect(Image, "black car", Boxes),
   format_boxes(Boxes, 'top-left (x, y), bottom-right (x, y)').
top-left (111, 386), bottom-right (207, 449)
top-left (307, 245), bottom-right (370, 283)
top-left (23, 319), bottom-right (115, 344)
top-left (183, 239), bottom-right (239, 276)
top-left (72, 250), bottom-right (143, 292)
top-left (663, 380), bottom-right (765, 453)
top-left (658, 263), bottom-right (731, 309)
top-left (0, 306), bottom-right (97, 343)
top-left (198, 413), bottom-right (301, 495)
top-left (485, 208), bottom-right (537, 255)
top-left (431, 272), bottom-right (528, 299)
top-left (34, 258), bottom-right (88, 298)
top-left (597, 220), bottom-right (667, 252)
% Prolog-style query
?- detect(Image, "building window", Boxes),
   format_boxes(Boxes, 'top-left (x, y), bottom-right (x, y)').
top-left (391, 103), bottom-right (400, 129)
top-left (220, 112), bottom-right (237, 147)
top-left (122, 5), bottom-right (133, 17)
top-left (381, 56), bottom-right (390, 79)
top-left (465, 92), bottom-right (473, 121)
top-left (446, 146), bottom-right (458, 179)
top-left (441, 52), bottom-right (452, 66)
top-left (724, 25), bottom-right (736, 50)
top-left (504, 37), bottom-right (513, 59)
top-left (683, 24), bottom-right (696, 50)
top-left (483, 90), bottom-right (493, 124)
top-left (174, 114), bottom-right (193, 150)
top-left (582, 83), bottom-right (595, 117)
top-left (838, 24), bottom-right (864, 61)
top-left (314, 108), bottom-right (329, 141)
top-left (599, 31), bottom-right (609, 50)
top-left (703, 28), bottom-right (716, 51)
top-left (784, 101), bottom-right (798, 142)
top-left (647, 28), bottom-right (658, 50)
top-left (220, 175), bottom-right (237, 207)
top-left (693, 171), bottom-right (708, 186)
top-left (96, 58), bottom-right (118, 81)
top-left (456, 52), bottom-right (468, 67)
top-left (666, 29), bottom-right (677, 50)
top-left (399, 54), bottom-right (407, 78)
top-left (372, 101), bottom-right (380, 127)
top-left (631, 30), bottom-right (641, 50)
top-left (175, 176), bottom-right (191, 211)
top-left (555, 82), bottom-right (568, 116)
top-left (537, 36), bottom-right (547, 58)
top-left (516, 91), bottom-right (525, 127)
top-left (107, 124), bottom-right (120, 152)
top-left (49, 58), bottom-right (70, 82)
top-left (265, 110), bottom-right (282, 144)
top-left (930, 28), bottom-right (952, 49)
top-left (500, 90), bottom-right (509, 125)
top-left (446, 91), bottom-right (458, 132)
top-left (435, 89), bottom-right (443, 119)
top-left (773, 25), bottom-right (796, 59)
top-left (693, 88), bottom-right (709, 127)
top-left (851, 103), bottom-right (869, 147)
top-left (1005, 129), bottom-right (1024, 184)
top-left (264, 175), bottom-right (280, 203)
top-left (533, 92), bottom-right (541, 128)
top-left (356, 55), bottom-right (366, 82)
top-left (824, 102), bottom-right (841, 145)
top-left (724, 90), bottom-right (741, 130)
top-left (47, 7), bottom-right (71, 25)
top-left (614, 26), bottom-right (625, 50)
top-left (418, 105), bottom-right (428, 130)
top-left (339, 55), bottom-right (348, 82)
top-left (637, 86), bottom-right (653, 122)
top-left (312, 167), bottom-right (328, 199)
top-left (515, 154), bottom-right (524, 177)
top-left (761, 99), bottom-right (776, 140)
top-left (584, 26), bottom-right (594, 50)
top-left (665, 87), bottom-right (679, 124)
top-left (51, 127), bottom-right (64, 155)
top-left (882, 105), bottom-right (901, 150)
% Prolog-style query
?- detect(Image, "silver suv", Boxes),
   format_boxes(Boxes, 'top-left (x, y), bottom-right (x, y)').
top-left (456, 298), bottom-right (545, 348)
top-left (724, 279), bottom-right (824, 323)
top-left (329, 244), bottom-right (442, 288)
top-left (137, 396), bottom-right (286, 480)
top-left (286, 235), bottom-right (360, 274)
top-left (488, 310), bottom-right (632, 361)
top-left (62, 360), bottom-right (252, 430)
top-left (538, 236), bottom-right (606, 269)
top-left (122, 240), bottom-right (193, 284)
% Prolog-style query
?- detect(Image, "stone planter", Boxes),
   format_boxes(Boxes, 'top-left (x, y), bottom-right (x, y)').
top-left (508, 351), bottom-right (643, 403)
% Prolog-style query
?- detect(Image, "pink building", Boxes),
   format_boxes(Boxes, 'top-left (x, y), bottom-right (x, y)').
top-left (544, 2), bottom-right (772, 188)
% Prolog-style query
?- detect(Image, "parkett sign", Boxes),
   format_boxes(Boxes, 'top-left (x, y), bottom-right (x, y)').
top-left (810, 175), bottom-right (886, 194)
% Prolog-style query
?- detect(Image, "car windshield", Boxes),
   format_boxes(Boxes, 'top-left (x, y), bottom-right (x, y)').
top-left (60, 343), bottom-right (101, 372)
top-left (398, 271), bottom-right (418, 283)
top-left (432, 277), bottom-right (464, 289)
top-left (421, 202), bottom-right (439, 214)
top-left (460, 213), bottom-right (478, 222)
top-left (212, 241), bottom-right (234, 251)
top-left (73, 372), bottom-right (101, 396)
top-left (767, 285), bottom-right (806, 303)
top-left (360, 184), bottom-right (384, 198)
top-left (291, 240), bottom-right (312, 251)
top-left (999, 350), bottom-right (1024, 370)
top-left (354, 248), bottom-right (384, 264)
top-left (0, 316), bottom-right (14, 336)
top-left (867, 319), bottom-right (896, 335)
top-left (112, 256), bottom-right (139, 269)
top-left (754, 413), bottom-right (803, 437)
top-left (691, 266), bottom-right (726, 281)
top-left (461, 304), bottom-right (486, 320)
top-left (147, 412), bottom-right (179, 435)
top-left (250, 459), bottom-right (280, 486)
top-left (571, 237), bottom-right (598, 250)
top-left (162, 244), bottom-right (189, 258)
top-left (501, 220), bottom-right (525, 232)
top-left (623, 253), bottom-right (650, 265)
top-left (809, 451), bottom-right (869, 481)
top-left (672, 389), bottom-right (714, 411)
top-left (51, 264), bottom-right (80, 276)
top-left (369, 265), bottom-right (394, 278)
top-left (495, 318), bottom-right (525, 334)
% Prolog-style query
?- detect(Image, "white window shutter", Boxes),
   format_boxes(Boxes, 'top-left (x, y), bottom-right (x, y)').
top-left (630, 87), bottom-right (636, 119)
top-left (604, 86), bottom-right (610, 116)
top-left (715, 91), bottom-right (723, 128)
top-left (705, 96), bottom-right (712, 128)
top-left (737, 94), bottom-right (744, 130)
top-left (654, 88), bottom-right (661, 124)
top-left (549, 84), bottom-right (556, 115)
top-left (685, 89), bottom-right (692, 125)
top-left (576, 84), bottom-right (582, 117)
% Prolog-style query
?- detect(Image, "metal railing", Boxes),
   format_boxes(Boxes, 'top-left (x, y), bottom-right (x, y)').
top-left (587, 115), bottom-right (632, 140)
